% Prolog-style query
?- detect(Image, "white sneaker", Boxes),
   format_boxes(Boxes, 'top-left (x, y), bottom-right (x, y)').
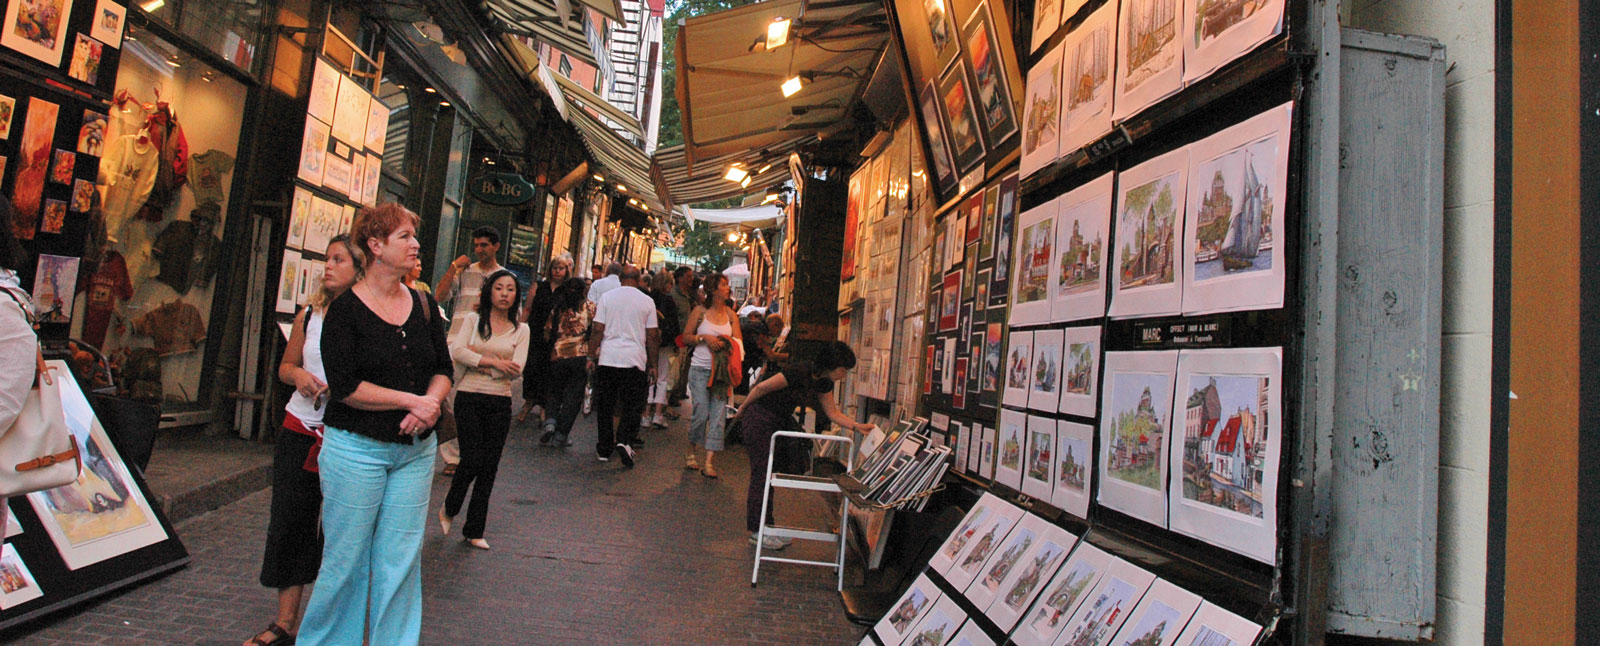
top-left (748, 532), bottom-right (791, 550)
top-left (650, 415), bottom-right (667, 428)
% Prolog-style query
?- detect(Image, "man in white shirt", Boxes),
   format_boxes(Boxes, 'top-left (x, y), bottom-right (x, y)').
top-left (588, 266), bottom-right (658, 467)
top-left (587, 262), bottom-right (623, 304)
top-left (438, 226), bottom-right (505, 334)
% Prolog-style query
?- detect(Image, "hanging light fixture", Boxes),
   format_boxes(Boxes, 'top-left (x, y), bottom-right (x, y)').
top-left (724, 164), bottom-right (749, 183)
top-left (780, 75), bottom-right (803, 98)
top-left (726, 230), bottom-right (740, 243)
top-left (766, 17), bottom-right (792, 49)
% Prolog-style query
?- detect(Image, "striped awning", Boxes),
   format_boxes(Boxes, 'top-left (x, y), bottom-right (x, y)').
top-left (482, 0), bottom-right (610, 68)
top-left (567, 105), bottom-right (666, 217)
top-left (650, 141), bottom-right (804, 210)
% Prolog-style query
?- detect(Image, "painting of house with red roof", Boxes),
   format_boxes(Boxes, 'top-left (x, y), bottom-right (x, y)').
top-left (1181, 375), bottom-right (1268, 517)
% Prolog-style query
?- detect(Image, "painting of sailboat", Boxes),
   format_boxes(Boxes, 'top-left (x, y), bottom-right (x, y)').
top-left (1192, 139), bottom-right (1276, 281)
top-left (1182, 102), bottom-right (1290, 315)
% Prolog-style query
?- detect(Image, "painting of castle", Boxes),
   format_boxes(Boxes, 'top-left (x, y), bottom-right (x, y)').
top-left (1106, 376), bottom-right (1170, 490)
top-left (1118, 173), bottom-right (1179, 289)
top-left (1059, 217), bottom-right (1105, 295)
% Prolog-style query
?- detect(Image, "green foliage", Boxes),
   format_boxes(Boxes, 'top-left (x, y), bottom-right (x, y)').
top-left (659, 0), bottom-right (757, 149)
top-left (681, 223), bottom-right (733, 271)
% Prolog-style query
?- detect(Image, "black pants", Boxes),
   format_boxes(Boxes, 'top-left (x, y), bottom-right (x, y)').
top-left (742, 407), bottom-right (782, 533)
top-left (547, 357), bottom-right (588, 438)
top-left (260, 430), bottom-right (323, 588)
top-left (593, 365), bottom-right (647, 455)
top-left (443, 392), bottom-right (512, 538)
top-left (521, 342), bottom-right (554, 406)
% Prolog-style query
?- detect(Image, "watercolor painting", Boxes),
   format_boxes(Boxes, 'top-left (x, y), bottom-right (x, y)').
top-left (994, 174), bottom-right (1018, 285)
top-left (1060, 576), bottom-right (1142, 646)
top-left (1118, 172), bottom-right (1180, 290)
top-left (49, 148), bottom-right (73, 184)
top-left (70, 178), bottom-right (93, 212)
top-left (1180, 375), bottom-right (1269, 518)
top-left (983, 321), bottom-right (1004, 391)
top-left (1006, 337), bottom-right (1033, 394)
top-left (920, 82), bottom-right (958, 190)
top-left (39, 198), bottom-right (64, 233)
top-left (1027, 559), bottom-right (1099, 637)
top-left (90, 0), bottom-right (125, 48)
top-left (979, 525), bottom-right (1037, 594)
top-left (1001, 538), bottom-right (1069, 612)
top-left (1059, 5), bottom-right (1114, 155)
top-left (77, 109), bottom-right (106, 156)
top-left (0, 94), bottom-right (13, 139)
top-left (3, 0), bottom-right (74, 66)
top-left (1184, 0), bottom-right (1285, 83)
top-left (1022, 43), bottom-right (1064, 177)
top-left (0, 543), bottom-right (42, 609)
top-left (1017, 218), bottom-right (1055, 303)
top-left (66, 33), bottom-right (102, 85)
top-left (1124, 0), bottom-right (1180, 93)
top-left (940, 64), bottom-right (986, 172)
top-left (924, 0), bottom-right (959, 72)
top-left (1191, 139), bottom-right (1275, 281)
top-left (963, 1), bottom-right (1019, 147)
top-left (12, 96), bottom-right (59, 239)
top-left (1105, 372), bottom-right (1172, 490)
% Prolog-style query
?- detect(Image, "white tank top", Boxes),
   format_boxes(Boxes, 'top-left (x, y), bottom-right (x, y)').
top-left (690, 315), bottom-right (733, 369)
top-left (285, 307), bottom-right (329, 427)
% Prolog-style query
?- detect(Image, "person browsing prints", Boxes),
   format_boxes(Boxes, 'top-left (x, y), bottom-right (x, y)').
top-left (587, 266), bottom-right (659, 467)
top-left (298, 204), bottom-right (452, 646)
top-left (248, 235), bottom-right (361, 646)
top-left (439, 270), bottom-right (528, 551)
top-left (681, 272), bottom-right (741, 478)
top-left (734, 342), bottom-right (874, 550)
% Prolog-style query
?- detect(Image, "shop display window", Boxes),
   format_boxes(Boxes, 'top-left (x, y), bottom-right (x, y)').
top-left (137, 0), bottom-right (265, 72)
top-left (74, 23), bottom-right (246, 406)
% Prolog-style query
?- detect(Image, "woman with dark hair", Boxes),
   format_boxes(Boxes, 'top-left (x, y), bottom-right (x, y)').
top-left (299, 203), bottom-right (452, 645)
top-left (680, 272), bottom-right (742, 478)
top-left (734, 341), bottom-right (874, 550)
top-left (539, 276), bottom-right (595, 448)
top-left (440, 270), bottom-right (528, 550)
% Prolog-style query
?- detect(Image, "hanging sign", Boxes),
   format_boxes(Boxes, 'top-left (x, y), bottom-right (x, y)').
top-left (471, 172), bottom-right (536, 205)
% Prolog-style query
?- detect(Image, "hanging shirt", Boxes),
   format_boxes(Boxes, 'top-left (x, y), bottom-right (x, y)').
top-left (80, 250), bottom-right (132, 349)
top-left (98, 134), bottom-right (159, 232)
top-left (151, 218), bottom-right (221, 294)
top-left (132, 300), bottom-right (206, 355)
top-left (187, 149), bottom-right (234, 206)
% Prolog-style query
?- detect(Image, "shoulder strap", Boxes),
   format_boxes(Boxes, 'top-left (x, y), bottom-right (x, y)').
top-left (0, 285), bottom-right (36, 329)
top-left (412, 287), bottom-right (430, 323)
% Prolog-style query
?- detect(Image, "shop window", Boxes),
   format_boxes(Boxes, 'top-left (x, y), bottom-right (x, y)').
top-left (81, 23), bottom-right (247, 406)
top-left (135, 0), bottom-right (265, 72)
top-left (376, 76), bottom-right (410, 179)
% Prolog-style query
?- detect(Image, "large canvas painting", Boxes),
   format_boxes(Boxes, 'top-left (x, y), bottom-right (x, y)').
top-left (1051, 173), bottom-right (1114, 322)
top-left (1052, 558), bottom-right (1158, 646)
top-left (939, 64), bottom-right (987, 173)
top-left (1009, 198), bottom-right (1057, 326)
top-left (994, 408), bottom-right (1028, 492)
top-left (1052, 420), bottom-right (1094, 518)
top-left (2, 0), bottom-right (73, 66)
top-left (1183, 0), bottom-right (1285, 83)
top-left (1182, 102), bottom-right (1292, 314)
top-left (963, 512), bottom-right (1045, 609)
top-left (1012, 542), bottom-right (1113, 646)
top-left (1002, 330), bottom-right (1033, 407)
top-left (920, 82), bottom-right (959, 191)
top-left (982, 522), bottom-right (1077, 632)
top-left (1058, 1), bottom-right (1117, 156)
top-left (1020, 414), bottom-right (1057, 500)
top-left (27, 363), bottom-right (169, 569)
top-left (1058, 325), bottom-right (1102, 416)
top-left (1109, 147), bottom-right (1188, 318)
top-left (874, 573), bottom-right (944, 645)
top-left (1020, 41), bottom-right (1064, 178)
top-left (1168, 347), bottom-right (1282, 563)
top-left (1098, 350), bottom-right (1179, 527)
top-left (1028, 328), bottom-right (1064, 412)
top-left (11, 96), bottom-right (57, 240)
top-left (962, 1), bottom-right (1019, 149)
top-left (1170, 601), bottom-right (1264, 646)
top-left (1114, 0), bottom-right (1185, 121)
top-left (1105, 579), bottom-right (1204, 646)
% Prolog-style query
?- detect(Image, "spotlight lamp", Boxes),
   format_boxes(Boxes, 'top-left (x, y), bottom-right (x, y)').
top-left (780, 75), bottom-right (803, 98)
top-left (724, 164), bottom-right (749, 183)
top-left (727, 231), bottom-right (740, 243)
top-left (766, 17), bottom-right (791, 49)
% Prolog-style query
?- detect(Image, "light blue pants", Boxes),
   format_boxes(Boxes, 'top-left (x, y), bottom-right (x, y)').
top-left (299, 427), bottom-right (436, 646)
top-left (687, 366), bottom-right (727, 451)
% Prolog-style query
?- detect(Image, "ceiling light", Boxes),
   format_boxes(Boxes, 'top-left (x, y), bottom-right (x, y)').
top-left (439, 101), bottom-right (451, 107)
top-left (424, 87), bottom-right (437, 93)
top-left (616, 184), bottom-right (626, 192)
top-left (140, 0), bottom-right (164, 11)
top-left (766, 17), bottom-right (791, 49)
top-left (727, 231), bottom-right (740, 243)
top-left (724, 164), bottom-right (749, 183)
top-left (396, 84), bottom-right (407, 90)
top-left (756, 162), bottom-right (773, 174)
top-left (761, 193), bottom-right (778, 204)
top-left (780, 75), bottom-right (803, 98)
top-left (740, 175), bottom-right (752, 189)
top-left (592, 174), bottom-right (605, 181)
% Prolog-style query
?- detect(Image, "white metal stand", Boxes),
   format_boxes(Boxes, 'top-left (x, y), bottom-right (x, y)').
top-left (750, 431), bottom-right (854, 591)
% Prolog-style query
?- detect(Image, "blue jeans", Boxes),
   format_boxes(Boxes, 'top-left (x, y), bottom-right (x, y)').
top-left (299, 428), bottom-right (436, 646)
top-left (687, 366), bottom-right (726, 451)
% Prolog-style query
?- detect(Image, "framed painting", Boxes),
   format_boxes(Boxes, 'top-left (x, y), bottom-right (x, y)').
top-left (1028, 328), bottom-right (1063, 412)
top-left (1020, 40), bottom-right (1064, 178)
top-left (297, 116), bottom-right (330, 186)
top-left (276, 250), bottom-right (301, 314)
top-left (982, 521), bottom-right (1078, 632)
top-left (1105, 579), bottom-right (1204, 646)
top-left (994, 408), bottom-right (1027, 491)
top-left (1182, 102), bottom-right (1293, 315)
top-left (961, 1), bottom-right (1019, 149)
top-left (0, 94), bottom-right (13, 139)
top-left (1109, 146), bottom-right (1189, 319)
top-left (978, 425), bottom-right (997, 479)
top-left (11, 96), bottom-right (58, 240)
top-left (943, 337), bottom-right (957, 394)
top-left (922, 0), bottom-right (961, 74)
top-left (992, 173), bottom-right (1019, 302)
top-left (76, 109), bottom-right (106, 157)
top-left (980, 320), bottom-right (1004, 394)
top-left (1009, 197), bottom-right (1058, 326)
top-left (2, 0), bottom-right (73, 66)
top-left (1002, 329), bottom-right (1033, 408)
top-left (1114, 0), bottom-right (1186, 121)
top-left (953, 357), bottom-right (969, 409)
top-left (1183, 0), bottom-right (1286, 84)
top-left (938, 63), bottom-right (987, 173)
top-left (1020, 414), bottom-right (1058, 500)
top-left (842, 169), bottom-right (863, 281)
top-left (1051, 172), bottom-right (1114, 322)
top-left (919, 81), bottom-right (959, 192)
top-left (941, 269), bottom-right (961, 331)
top-left (964, 191), bottom-right (984, 244)
top-left (1097, 350), bottom-right (1180, 527)
top-left (90, 0), bottom-right (125, 48)
top-left (1051, 420), bottom-right (1094, 518)
top-left (1058, 325), bottom-right (1102, 416)
top-left (1011, 542), bottom-right (1113, 646)
top-left (1059, 1), bottom-right (1117, 156)
top-left (980, 184), bottom-right (999, 259)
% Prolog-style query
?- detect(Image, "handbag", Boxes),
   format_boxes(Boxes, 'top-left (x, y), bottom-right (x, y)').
top-left (0, 287), bottom-right (81, 497)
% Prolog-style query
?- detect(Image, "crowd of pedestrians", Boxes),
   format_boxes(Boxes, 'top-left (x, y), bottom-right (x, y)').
top-left (235, 202), bottom-right (854, 645)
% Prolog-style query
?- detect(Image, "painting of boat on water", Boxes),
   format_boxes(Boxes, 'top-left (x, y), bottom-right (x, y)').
top-left (1190, 135), bottom-right (1276, 282)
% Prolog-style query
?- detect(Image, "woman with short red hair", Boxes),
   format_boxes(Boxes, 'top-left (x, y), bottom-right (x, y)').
top-left (298, 203), bottom-right (452, 646)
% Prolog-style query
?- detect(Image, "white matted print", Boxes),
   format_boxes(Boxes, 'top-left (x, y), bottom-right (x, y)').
top-left (1170, 601), bottom-right (1263, 646)
top-left (90, 0), bottom-right (125, 48)
top-left (1105, 578), bottom-right (1203, 646)
top-left (5, 505), bottom-right (19, 537)
top-left (276, 249), bottom-right (301, 314)
top-left (1003, 330), bottom-right (1034, 407)
top-left (1113, 0), bottom-right (1184, 121)
top-left (1098, 350), bottom-right (1179, 527)
top-left (1110, 147), bottom-right (1188, 319)
top-left (1058, 325), bottom-right (1102, 416)
top-left (930, 493), bottom-right (1020, 575)
top-left (308, 58), bottom-right (340, 123)
top-left (965, 512), bottom-right (1048, 608)
top-left (365, 98), bottom-right (391, 154)
top-left (286, 186), bottom-right (312, 250)
top-left (1030, 0), bottom-right (1061, 54)
top-left (1010, 198), bottom-right (1058, 325)
top-left (1029, 329), bottom-right (1064, 412)
top-left (1051, 173), bottom-right (1113, 322)
top-left (1052, 420), bottom-right (1094, 518)
top-left (331, 74), bottom-right (370, 147)
top-left (945, 500), bottom-right (1022, 590)
top-left (1168, 347), bottom-right (1282, 563)
top-left (995, 408), bottom-right (1028, 491)
top-left (1022, 415), bottom-right (1058, 500)
top-left (363, 153), bottom-right (382, 205)
top-left (0, 543), bottom-right (42, 608)
top-left (1182, 0), bottom-right (1285, 84)
top-left (979, 425), bottom-right (997, 480)
top-left (904, 595), bottom-right (968, 646)
top-left (2, 0), bottom-right (73, 66)
top-left (297, 116), bottom-right (330, 186)
top-left (950, 620), bottom-right (997, 646)
top-left (1057, 0), bottom-right (1117, 156)
top-left (1020, 41), bottom-right (1064, 178)
top-left (983, 523), bottom-right (1078, 631)
top-left (1012, 543), bottom-right (1114, 646)
top-left (1182, 102), bottom-right (1292, 315)
top-left (875, 573), bottom-right (944, 645)
top-left (1051, 557), bottom-right (1157, 646)
top-left (27, 366), bottom-right (169, 570)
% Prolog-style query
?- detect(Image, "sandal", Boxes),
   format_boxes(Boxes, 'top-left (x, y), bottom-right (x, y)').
top-left (701, 463), bottom-right (718, 478)
top-left (685, 454), bottom-right (700, 470)
top-left (247, 622), bottom-right (295, 646)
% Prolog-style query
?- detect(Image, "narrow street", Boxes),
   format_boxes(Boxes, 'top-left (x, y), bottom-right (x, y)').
top-left (23, 410), bottom-right (866, 645)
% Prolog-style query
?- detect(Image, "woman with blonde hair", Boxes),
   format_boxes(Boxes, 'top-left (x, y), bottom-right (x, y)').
top-left (298, 204), bottom-right (452, 646)
top-left (246, 235), bottom-right (361, 646)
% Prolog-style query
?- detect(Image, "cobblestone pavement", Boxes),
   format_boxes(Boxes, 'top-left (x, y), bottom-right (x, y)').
top-left (18, 407), bottom-right (870, 645)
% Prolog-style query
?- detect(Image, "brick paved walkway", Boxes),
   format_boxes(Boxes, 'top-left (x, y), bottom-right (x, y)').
top-left (19, 408), bottom-right (870, 645)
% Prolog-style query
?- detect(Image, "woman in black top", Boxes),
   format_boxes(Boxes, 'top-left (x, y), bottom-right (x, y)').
top-left (734, 341), bottom-right (874, 550)
top-left (518, 252), bottom-right (572, 427)
top-left (297, 204), bottom-right (452, 646)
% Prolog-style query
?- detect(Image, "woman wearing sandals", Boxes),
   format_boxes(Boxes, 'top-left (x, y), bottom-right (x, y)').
top-left (438, 270), bottom-right (528, 550)
top-left (299, 204), bottom-right (452, 646)
top-left (680, 272), bottom-right (741, 478)
top-left (540, 277), bottom-right (594, 448)
top-left (246, 235), bottom-right (361, 646)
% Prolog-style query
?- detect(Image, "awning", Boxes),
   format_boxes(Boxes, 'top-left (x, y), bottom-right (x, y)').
top-left (679, 203), bottom-right (785, 230)
top-left (676, 0), bottom-right (887, 165)
top-left (482, 0), bottom-right (611, 68)
top-left (567, 104), bottom-right (667, 216)
top-left (550, 72), bottom-right (644, 138)
top-left (651, 142), bottom-right (802, 209)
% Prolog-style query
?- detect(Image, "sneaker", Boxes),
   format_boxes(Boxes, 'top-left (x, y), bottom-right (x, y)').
top-left (628, 437), bottom-right (645, 449)
top-left (538, 430), bottom-right (556, 446)
top-left (615, 443), bottom-right (636, 468)
top-left (650, 416), bottom-right (668, 428)
top-left (748, 532), bottom-right (789, 550)
top-left (595, 450), bottom-right (610, 462)
top-left (543, 418), bottom-right (557, 433)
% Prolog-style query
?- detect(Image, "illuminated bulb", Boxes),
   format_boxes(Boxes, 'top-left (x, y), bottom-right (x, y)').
top-left (780, 76), bottom-right (803, 98)
top-left (140, 0), bottom-right (164, 11)
top-left (766, 17), bottom-right (791, 49)
top-left (616, 184), bottom-right (626, 192)
top-left (724, 165), bottom-right (748, 183)
top-left (740, 175), bottom-right (752, 189)
top-left (424, 87), bottom-right (437, 93)
top-left (727, 231), bottom-right (740, 243)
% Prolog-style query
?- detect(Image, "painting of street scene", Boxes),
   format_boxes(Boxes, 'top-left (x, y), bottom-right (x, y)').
top-left (907, 608), bottom-right (959, 646)
top-left (1033, 342), bottom-right (1060, 395)
top-left (1059, 433), bottom-right (1090, 492)
top-left (1024, 52), bottom-right (1062, 157)
top-left (1067, 23), bottom-right (1111, 117)
top-left (1000, 424), bottom-right (1023, 472)
top-left (1118, 172), bottom-right (1180, 289)
top-left (980, 526), bottom-right (1037, 590)
top-left (1018, 218), bottom-right (1055, 303)
top-left (1193, 0), bottom-right (1274, 46)
top-left (1115, 599), bottom-right (1186, 646)
top-left (958, 515), bottom-right (1011, 571)
top-left (1192, 135), bottom-right (1277, 281)
top-left (1106, 374), bottom-right (1172, 490)
top-left (35, 432), bottom-right (150, 546)
top-left (1058, 211), bottom-right (1104, 295)
top-left (1028, 430), bottom-right (1054, 483)
top-left (1061, 577), bottom-right (1141, 646)
top-left (1002, 539), bottom-right (1069, 610)
top-left (1124, 0), bottom-right (1180, 91)
top-left (983, 322), bottom-right (1004, 391)
top-left (1007, 342), bottom-right (1032, 391)
top-left (942, 506), bottom-right (993, 561)
top-left (888, 586), bottom-right (931, 634)
top-left (1065, 341), bottom-right (1097, 396)
top-left (1027, 558), bottom-right (1101, 635)
top-left (1181, 375), bottom-right (1270, 518)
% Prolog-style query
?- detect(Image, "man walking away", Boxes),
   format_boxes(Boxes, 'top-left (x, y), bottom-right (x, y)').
top-left (588, 266), bottom-right (658, 467)
top-left (589, 262), bottom-right (623, 304)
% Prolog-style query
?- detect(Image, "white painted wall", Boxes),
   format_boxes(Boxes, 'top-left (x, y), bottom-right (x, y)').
top-left (1343, 2), bottom-right (1495, 644)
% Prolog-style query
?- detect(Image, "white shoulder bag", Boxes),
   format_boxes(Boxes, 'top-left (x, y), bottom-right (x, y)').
top-left (0, 287), bottom-right (81, 497)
